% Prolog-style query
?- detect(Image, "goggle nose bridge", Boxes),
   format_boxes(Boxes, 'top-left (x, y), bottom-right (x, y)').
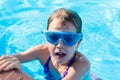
top-left (56, 35), bottom-right (67, 45)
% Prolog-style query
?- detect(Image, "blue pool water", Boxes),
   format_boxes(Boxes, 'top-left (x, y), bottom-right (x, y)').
top-left (0, 0), bottom-right (120, 80)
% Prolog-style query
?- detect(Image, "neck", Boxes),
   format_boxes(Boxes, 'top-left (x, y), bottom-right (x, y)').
top-left (51, 53), bottom-right (76, 75)
top-left (51, 57), bottom-right (66, 70)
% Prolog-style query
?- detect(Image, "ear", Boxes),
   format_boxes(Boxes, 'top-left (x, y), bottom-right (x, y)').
top-left (76, 40), bottom-right (81, 49)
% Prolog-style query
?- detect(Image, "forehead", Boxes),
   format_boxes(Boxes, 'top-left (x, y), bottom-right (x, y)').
top-left (48, 19), bottom-right (77, 32)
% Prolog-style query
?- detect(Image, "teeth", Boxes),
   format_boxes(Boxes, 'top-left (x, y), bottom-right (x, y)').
top-left (58, 52), bottom-right (63, 54)
top-left (55, 52), bottom-right (66, 55)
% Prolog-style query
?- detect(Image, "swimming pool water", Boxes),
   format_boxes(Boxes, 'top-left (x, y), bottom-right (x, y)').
top-left (0, 0), bottom-right (120, 80)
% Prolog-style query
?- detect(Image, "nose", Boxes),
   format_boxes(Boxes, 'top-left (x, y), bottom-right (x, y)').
top-left (56, 40), bottom-right (64, 49)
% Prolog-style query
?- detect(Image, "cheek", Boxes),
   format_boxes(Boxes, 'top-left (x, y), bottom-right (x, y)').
top-left (67, 46), bottom-right (76, 53)
top-left (67, 44), bottom-right (77, 52)
top-left (47, 43), bottom-right (55, 54)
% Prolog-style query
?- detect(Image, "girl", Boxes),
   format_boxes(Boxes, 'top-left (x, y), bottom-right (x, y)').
top-left (0, 8), bottom-right (91, 80)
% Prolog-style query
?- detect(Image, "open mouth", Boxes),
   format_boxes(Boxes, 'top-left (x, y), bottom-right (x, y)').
top-left (55, 52), bottom-right (66, 58)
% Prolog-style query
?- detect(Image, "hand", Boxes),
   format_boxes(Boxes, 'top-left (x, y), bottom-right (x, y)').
top-left (0, 55), bottom-right (21, 72)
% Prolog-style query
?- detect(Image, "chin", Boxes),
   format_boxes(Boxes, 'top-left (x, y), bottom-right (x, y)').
top-left (58, 58), bottom-right (68, 65)
top-left (52, 55), bottom-right (68, 64)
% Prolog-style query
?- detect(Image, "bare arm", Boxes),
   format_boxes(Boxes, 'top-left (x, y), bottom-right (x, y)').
top-left (13, 44), bottom-right (46, 62)
top-left (0, 44), bottom-right (48, 71)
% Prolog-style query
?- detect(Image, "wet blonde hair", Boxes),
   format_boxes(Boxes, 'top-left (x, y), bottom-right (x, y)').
top-left (47, 8), bottom-right (82, 33)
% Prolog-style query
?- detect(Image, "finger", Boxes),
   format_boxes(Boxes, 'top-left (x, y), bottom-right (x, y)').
top-left (3, 63), bottom-right (15, 71)
top-left (0, 56), bottom-right (21, 71)
top-left (0, 61), bottom-right (11, 70)
top-left (0, 55), bottom-right (7, 61)
top-left (0, 58), bottom-right (8, 66)
top-left (13, 60), bottom-right (22, 71)
top-left (0, 56), bottom-right (15, 71)
top-left (0, 55), bottom-right (12, 61)
top-left (0, 55), bottom-right (16, 66)
top-left (4, 61), bottom-right (21, 71)
top-left (0, 58), bottom-right (13, 66)
top-left (11, 56), bottom-right (19, 61)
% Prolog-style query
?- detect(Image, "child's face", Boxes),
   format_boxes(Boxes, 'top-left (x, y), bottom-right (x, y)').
top-left (47, 19), bottom-right (80, 64)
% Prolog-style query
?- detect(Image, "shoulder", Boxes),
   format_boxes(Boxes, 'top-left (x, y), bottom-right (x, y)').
top-left (64, 52), bottom-right (90, 80)
top-left (30, 44), bottom-right (48, 50)
top-left (76, 51), bottom-right (90, 66)
top-left (30, 44), bottom-right (49, 58)
top-left (25, 44), bottom-right (49, 54)
top-left (38, 44), bottom-right (49, 54)
top-left (75, 51), bottom-right (90, 71)
top-left (73, 51), bottom-right (90, 78)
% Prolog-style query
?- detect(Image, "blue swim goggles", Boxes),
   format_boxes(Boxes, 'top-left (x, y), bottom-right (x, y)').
top-left (43, 30), bottom-right (83, 46)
